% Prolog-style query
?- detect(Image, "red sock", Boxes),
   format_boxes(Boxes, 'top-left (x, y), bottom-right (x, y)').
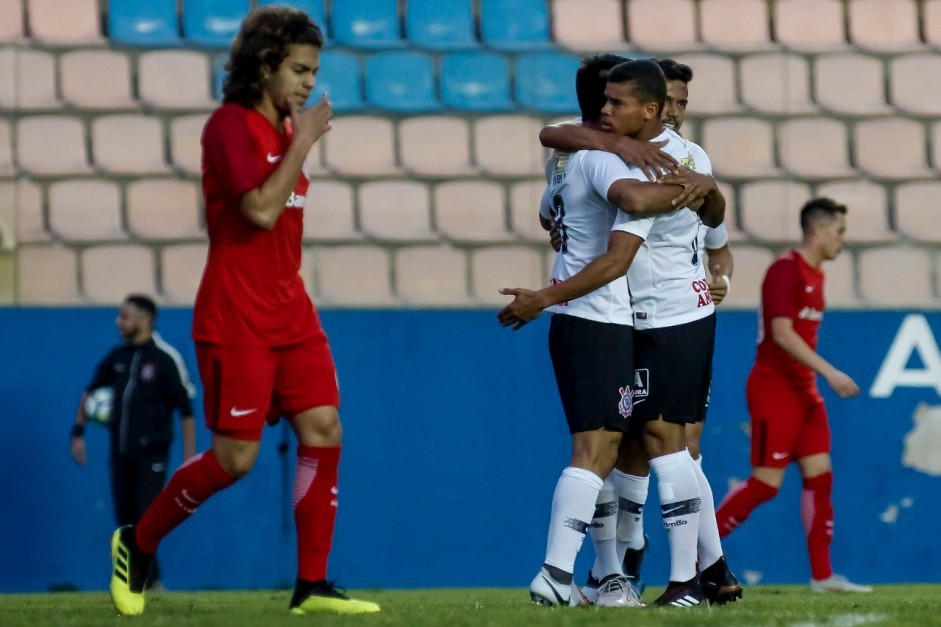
top-left (715, 477), bottom-right (779, 537)
top-left (135, 451), bottom-right (236, 554)
top-left (294, 446), bottom-right (341, 582)
top-left (802, 471), bottom-right (834, 580)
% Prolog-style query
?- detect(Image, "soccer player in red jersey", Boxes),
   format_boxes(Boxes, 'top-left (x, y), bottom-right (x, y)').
top-left (108, 7), bottom-right (379, 616)
top-left (714, 197), bottom-right (872, 593)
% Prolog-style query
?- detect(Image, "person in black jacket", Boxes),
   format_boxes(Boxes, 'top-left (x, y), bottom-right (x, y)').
top-left (70, 294), bottom-right (196, 589)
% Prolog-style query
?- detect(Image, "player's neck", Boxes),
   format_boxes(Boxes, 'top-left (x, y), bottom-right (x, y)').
top-left (796, 245), bottom-right (824, 269)
top-left (254, 98), bottom-right (284, 131)
top-left (634, 122), bottom-right (665, 142)
top-left (126, 330), bottom-right (153, 346)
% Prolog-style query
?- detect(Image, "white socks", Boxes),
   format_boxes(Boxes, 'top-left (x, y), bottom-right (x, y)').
top-left (544, 467), bottom-right (604, 575)
top-left (692, 454), bottom-right (724, 570)
top-left (611, 468), bottom-right (649, 563)
top-left (650, 449), bottom-right (701, 583)
top-left (588, 475), bottom-right (621, 579)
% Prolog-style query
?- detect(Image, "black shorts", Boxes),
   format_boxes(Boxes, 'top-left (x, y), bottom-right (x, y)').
top-left (548, 314), bottom-right (636, 434)
top-left (630, 314), bottom-right (715, 425)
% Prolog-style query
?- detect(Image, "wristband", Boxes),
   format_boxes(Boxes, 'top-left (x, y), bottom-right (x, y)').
top-left (71, 424), bottom-right (85, 438)
top-left (720, 274), bottom-right (731, 293)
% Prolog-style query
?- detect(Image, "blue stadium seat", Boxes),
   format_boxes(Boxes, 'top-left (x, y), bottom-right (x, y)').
top-left (480, 0), bottom-right (552, 50)
top-left (405, 0), bottom-right (478, 50)
top-left (108, 0), bottom-right (182, 47)
top-left (515, 52), bottom-right (580, 114)
top-left (365, 52), bottom-right (441, 112)
top-left (183, 0), bottom-right (250, 48)
top-left (258, 0), bottom-right (327, 35)
top-left (332, 0), bottom-right (405, 49)
top-left (440, 52), bottom-right (514, 111)
top-left (309, 51), bottom-right (365, 112)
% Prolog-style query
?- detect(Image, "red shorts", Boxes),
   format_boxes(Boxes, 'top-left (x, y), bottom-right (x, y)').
top-left (746, 369), bottom-right (830, 468)
top-left (196, 333), bottom-right (339, 441)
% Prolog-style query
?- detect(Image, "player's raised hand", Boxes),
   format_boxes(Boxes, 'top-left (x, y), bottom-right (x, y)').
top-left (497, 288), bottom-right (544, 330)
top-left (70, 435), bottom-right (87, 465)
top-left (661, 168), bottom-right (717, 209)
top-left (825, 369), bottom-right (860, 398)
top-left (615, 137), bottom-right (677, 181)
top-left (290, 94), bottom-right (333, 145)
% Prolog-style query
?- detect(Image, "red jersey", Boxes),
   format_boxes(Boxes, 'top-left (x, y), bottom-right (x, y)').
top-left (193, 102), bottom-right (319, 347)
top-left (754, 250), bottom-right (825, 388)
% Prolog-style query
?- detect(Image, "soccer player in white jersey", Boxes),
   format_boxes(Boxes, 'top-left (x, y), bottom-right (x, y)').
top-left (501, 56), bottom-right (714, 609)
top-left (500, 59), bottom-right (730, 607)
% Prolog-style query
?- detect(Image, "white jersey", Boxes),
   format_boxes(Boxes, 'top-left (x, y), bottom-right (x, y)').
top-left (540, 150), bottom-right (652, 325)
top-left (613, 128), bottom-right (718, 330)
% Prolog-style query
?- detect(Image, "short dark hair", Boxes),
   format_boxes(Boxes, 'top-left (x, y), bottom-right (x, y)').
top-left (653, 58), bottom-right (693, 83)
top-left (575, 53), bottom-right (631, 121)
top-left (222, 6), bottom-right (324, 106)
top-left (607, 59), bottom-right (667, 114)
top-left (125, 294), bottom-right (157, 321)
top-left (800, 197), bottom-right (848, 233)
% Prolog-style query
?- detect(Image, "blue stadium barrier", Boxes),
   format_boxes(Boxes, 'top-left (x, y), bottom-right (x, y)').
top-left (182, 0), bottom-right (250, 48)
top-left (440, 52), bottom-right (515, 111)
top-left (212, 53), bottom-right (226, 101)
top-left (309, 50), bottom-right (365, 112)
top-left (258, 0), bottom-right (328, 37)
top-left (331, 0), bottom-right (405, 49)
top-left (108, 0), bottom-right (183, 47)
top-left (2, 309), bottom-right (940, 592)
top-left (480, 0), bottom-right (553, 51)
top-left (515, 51), bottom-right (581, 114)
top-left (405, 0), bottom-right (478, 50)
top-left (365, 51), bottom-right (442, 112)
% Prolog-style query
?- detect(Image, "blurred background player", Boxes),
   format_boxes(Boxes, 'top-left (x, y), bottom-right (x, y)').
top-left (70, 294), bottom-right (196, 591)
top-left (714, 198), bottom-right (871, 593)
top-left (106, 7), bottom-right (379, 616)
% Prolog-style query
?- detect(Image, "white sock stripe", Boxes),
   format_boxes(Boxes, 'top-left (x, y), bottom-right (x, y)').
top-left (292, 457), bottom-right (319, 509)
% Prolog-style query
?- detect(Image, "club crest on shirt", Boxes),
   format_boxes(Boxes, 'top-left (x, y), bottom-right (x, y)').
top-left (618, 385), bottom-right (634, 418)
top-left (140, 363), bottom-right (156, 382)
top-left (680, 154), bottom-right (696, 169)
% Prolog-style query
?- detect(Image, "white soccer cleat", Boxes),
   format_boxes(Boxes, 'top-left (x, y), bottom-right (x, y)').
top-left (810, 574), bottom-right (873, 593)
top-left (530, 567), bottom-right (587, 607)
top-left (596, 575), bottom-right (645, 608)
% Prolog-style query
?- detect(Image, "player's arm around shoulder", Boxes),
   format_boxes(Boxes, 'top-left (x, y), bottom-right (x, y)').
top-left (539, 122), bottom-right (677, 181)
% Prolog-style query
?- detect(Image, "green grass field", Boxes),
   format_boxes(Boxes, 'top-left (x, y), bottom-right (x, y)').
top-left (3, 585), bottom-right (941, 626)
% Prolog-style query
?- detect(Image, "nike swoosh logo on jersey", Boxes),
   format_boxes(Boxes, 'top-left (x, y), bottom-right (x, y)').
top-left (771, 452), bottom-right (789, 460)
top-left (230, 407), bottom-right (257, 417)
top-left (805, 286), bottom-right (814, 293)
top-left (266, 153), bottom-right (282, 164)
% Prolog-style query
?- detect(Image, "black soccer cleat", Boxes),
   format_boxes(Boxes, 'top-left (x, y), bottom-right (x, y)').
top-left (653, 578), bottom-right (707, 608)
top-left (700, 556), bottom-right (743, 605)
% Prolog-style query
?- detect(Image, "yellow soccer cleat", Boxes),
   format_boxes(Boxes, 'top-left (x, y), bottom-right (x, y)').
top-left (288, 579), bottom-right (381, 615)
top-left (109, 525), bottom-right (150, 616)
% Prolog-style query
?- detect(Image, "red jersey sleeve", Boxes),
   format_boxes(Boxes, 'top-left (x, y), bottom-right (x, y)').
top-left (762, 257), bottom-right (800, 322)
top-left (202, 105), bottom-right (269, 199)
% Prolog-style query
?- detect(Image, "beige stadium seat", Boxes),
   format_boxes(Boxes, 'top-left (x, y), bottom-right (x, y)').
top-left (0, 0), bottom-right (25, 42)
top-left (471, 245), bottom-right (545, 305)
top-left (925, 0), bottom-right (941, 47)
top-left (358, 180), bottom-right (436, 242)
top-left (60, 50), bottom-right (136, 110)
top-left (932, 122), bottom-right (941, 170)
top-left (847, 0), bottom-right (922, 52)
top-left (814, 54), bottom-right (891, 115)
top-left (323, 116), bottom-right (399, 176)
top-left (720, 245), bottom-right (775, 308)
top-left (625, 0), bottom-right (700, 51)
top-left (699, 0), bottom-right (773, 51)
top-left (28, 0), bottom-right (103, 45)
top-left (127, 179), bottom-right (203, 240)
top-left (510, 179), bottom-right (550, 242)
top-left (160, 243), bottom-right (208, 305)
top-left (854, 118), bottom-right (932, 180)
top-left (739, 53), bottom-right (816, 114)
top-left (679, 118), bottom-right (698, 144)
top-left (0, 50), bottom-right (12, 110)
top-left (823, 251), bottom-right (858, 308)
top-left (4, 49), bottom-right (60, 110)
top-left (48, 179), bottom-right (126, 242)
top-left (17, 245), bottom-right (81, 304)
top-left (138, 50), bottom-right (215, 110)
top-left (701, 118), bottom-right (780, 179)
top-left (714, 180), bottom-right (746, 241)
top-left (434, 181), bottom-right (513, 244)
top-left (552, 0), bottom-right (624, 51)
top-left (305, 141), bottom-right (326, 177)
top-left (672, 54), bottom-right (741, 114)
top-left (395, 245), bottom-right (472, 306)
top-left (16, 115), bottom-right (91, 175)
top-left (169, 113), bottom-right (210, 175)
top-left (314, 245), bottom-right (396, 306)
top-left (778, 118), bottom-right (855, 179)
top-left (773, 0), bottom-right (847, 51)
top-left (0, 119), bottom-right (13, 176)
top-left (399, 116), bottom-right (475, 177)
top-left (858, 246), bottom-right (934, 307)
top-left (889, 54), bottom-right (941, 116)
top-left (82, 245), bottom-right (157, 304)
top-left (92, 114), bottom-right (170, 175)
top-left (739, 180), bottom-right (812, 242)
top-left (894, 182), bottom-right (941, 243)
top-left (2, 181), bottom-right (47, 243)
top-left (474, 116), bottom-right (548, 176)
top-left (815, 179), bottom-right (897, 243)
top-left (303, 180), bottom-right (361, 242)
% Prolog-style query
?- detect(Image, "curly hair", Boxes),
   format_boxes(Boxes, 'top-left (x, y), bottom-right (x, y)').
top-left (222, 6), bottom-right (324, 106)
